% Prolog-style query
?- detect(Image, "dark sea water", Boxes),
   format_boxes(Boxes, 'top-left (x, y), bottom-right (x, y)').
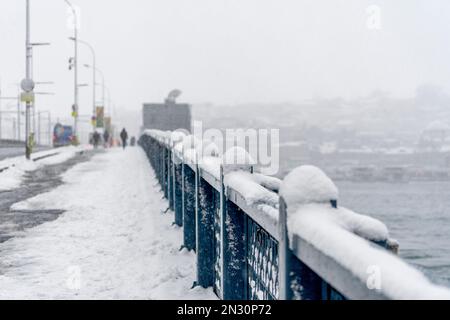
top-left (336, 181), bottom-right (450, 288)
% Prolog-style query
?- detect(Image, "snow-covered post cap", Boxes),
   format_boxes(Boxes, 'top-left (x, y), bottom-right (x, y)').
top-left (163, 130), bottom-right (172, 145)
top-left (170, 131), bottom-right (187, 147)
top-left (198, 140), bottom-right (220, 158)
top-left (222, 146), bottom-right (256, 175)
top-left (279, 165), bottom-right (339, 210)
top-left (181, 135), bottom-right (200, 150)
top-left (180, 135), bottom-right (202, 163)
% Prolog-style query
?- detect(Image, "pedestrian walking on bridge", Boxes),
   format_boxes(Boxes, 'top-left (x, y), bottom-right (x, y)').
top-left (120, 128), bottom-right (128, 150)
top-left (103, 130), bottom-right (110, 148)
top-left (93, 131), bottom-right (101, 149)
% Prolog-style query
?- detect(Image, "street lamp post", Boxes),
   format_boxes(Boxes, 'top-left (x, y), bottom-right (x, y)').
top-left (84, 64), bottom-right (104, 105)
top-left (84, 64), bottom-right (105, 126)
top-left (64, 0), bottom-right (79, 142)
top-left (23, 1), bottom-right (51, 159)
top-left (24, 0), bottom-right (34, 159)
top-left (71, 38), bottom-right (96, 132)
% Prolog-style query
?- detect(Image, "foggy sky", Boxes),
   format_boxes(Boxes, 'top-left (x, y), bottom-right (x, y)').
top-left (1, 0), bottom-right (450, 132)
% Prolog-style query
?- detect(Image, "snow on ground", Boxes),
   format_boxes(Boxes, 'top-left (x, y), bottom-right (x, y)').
top-left (0, 147), bottom-right (216, 300)
top-left (0, 146), bottom-right (89, 191)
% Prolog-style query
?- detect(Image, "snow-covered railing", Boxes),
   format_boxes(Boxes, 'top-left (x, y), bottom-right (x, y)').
top-left (139, 130), bottom-right (450, 300)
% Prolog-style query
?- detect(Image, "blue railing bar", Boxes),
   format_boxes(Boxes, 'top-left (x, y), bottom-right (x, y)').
top-left (198, 168), bottom-right (222, 192)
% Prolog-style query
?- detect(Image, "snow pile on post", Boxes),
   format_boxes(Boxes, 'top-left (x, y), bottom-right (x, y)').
top-left (221, 147), bottom-right (280, 228)
top-left (198, 140), bottom-right (220, 158)
top-left (280, 165), bottom-right (388, 242)
top-left (280, 165), bottom-right (450, 299)
top-left (197, 140), bottom-right (222, 178)
top-left (174, 134), bottom-right (200, 155)
top-left (181, 137), bottom-right (221, 167)
top-left (199, 156), bottom-right (222, 179)
top-left (222, 146), bottom-right (256, 175)
top-left (170, 131), bottom-right (187, 145)
top-left (280, 165), bottom-right (338, 211)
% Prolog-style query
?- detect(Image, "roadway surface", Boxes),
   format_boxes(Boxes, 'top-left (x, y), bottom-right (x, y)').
top-left (0, 146), bottom-right (51, 161)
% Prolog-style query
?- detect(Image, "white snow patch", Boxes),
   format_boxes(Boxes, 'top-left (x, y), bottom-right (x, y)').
top-left (0, 146), bottom-right (87, 191)
top-left (183, 148), bottom-right (199, 164)
top-left (288, 203), bottom-right (450, 300)
top-left (281, 165), bottom-right (388, 243)
top-left (198, 140), bottom-right (220, 158)
top-left (252, 173), bottom-right (281, 193)
top-left (281, 166), bottom-right (450, 299)
top-left (170, 131), bottom-right (187, 145)
top-left (199, 156), bottom-right (222, 179)
top-left (280, 165), bottom-right (338, 211)
top-left (222, 146), bottom-right (256, 167)
top-left (1, 148), bottom-right (216, 300)
top-left (224, 171), bottom-right (278, 208)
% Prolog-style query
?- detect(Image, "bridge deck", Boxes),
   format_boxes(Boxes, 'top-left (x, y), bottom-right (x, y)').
top-left (0, 148), bottom-right (215, 299)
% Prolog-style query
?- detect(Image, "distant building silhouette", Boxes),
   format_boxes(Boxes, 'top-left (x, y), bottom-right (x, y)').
top-left (417, 120), bottom-right (450, 152)
top-left (142, 100), bottom-right (191, 133)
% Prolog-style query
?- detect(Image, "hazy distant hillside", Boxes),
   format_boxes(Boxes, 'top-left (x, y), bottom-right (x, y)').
top-left (192, 85), bottom-right (450, 149)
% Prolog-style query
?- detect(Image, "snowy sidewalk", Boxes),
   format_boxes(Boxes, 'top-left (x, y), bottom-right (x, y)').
top-left (0, 148), bottom-right (216, 300)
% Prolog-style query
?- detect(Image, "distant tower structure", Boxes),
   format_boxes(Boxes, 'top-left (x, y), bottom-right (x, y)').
top-left (142, 89), bottom-right (191, 133)
top-left (165, 89), bottom-right (182, 105)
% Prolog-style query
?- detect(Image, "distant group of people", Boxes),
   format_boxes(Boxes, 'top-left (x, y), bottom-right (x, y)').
top-left (91, 128), bottom-right (135, 149)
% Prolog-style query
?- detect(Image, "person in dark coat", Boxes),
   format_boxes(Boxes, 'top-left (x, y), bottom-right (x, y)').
top-left (93, 131), bottom-right (101, 149)
top-left (103, 130), bottom-right (110, 148)
top-left (120, 128), bottom-right (128, 149)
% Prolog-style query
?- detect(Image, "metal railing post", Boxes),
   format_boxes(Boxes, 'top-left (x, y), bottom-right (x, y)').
top-left (278, 196), bottom-right (290, 300)
top-left (162, 147), bottom-right (168, 198)
top-left (168, 148), bottom-right (174, 211)
top-left (195, 164), bottom-right (216, 288)
top-left (220, 165), bottom-right (247, 300)
top-left (173, 154), bottom-right (183, 226)
top-left (183, 164), bottom-right (196, 250)
top-left (278, 196), bottom-right (324, 300)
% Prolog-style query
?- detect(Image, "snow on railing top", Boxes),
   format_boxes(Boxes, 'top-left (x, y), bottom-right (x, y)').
top-left (142, 128), bottom-right (280, 229)
top-left (224, 172), bottom-right (279, 208)
top-left (280, 165), bottom-right (450, 300)
top-left (280, 166), bottom-right (338, 210)
top-left (141, 129), bottom-right (450, 300)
